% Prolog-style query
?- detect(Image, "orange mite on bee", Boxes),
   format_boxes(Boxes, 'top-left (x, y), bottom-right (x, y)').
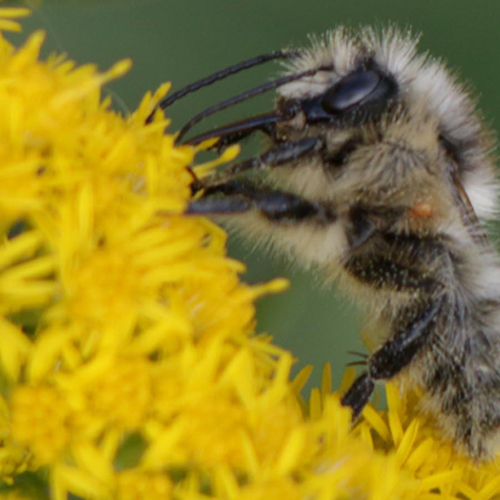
top-left (411, 202), bottom-right (434, 219)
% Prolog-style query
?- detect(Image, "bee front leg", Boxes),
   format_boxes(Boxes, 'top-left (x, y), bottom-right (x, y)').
top-left (341, 297), bottom-right (443, 420)
top-left (209, 136), bottom-right (323, 183)
top-left (189, 137), bottom-right (323, 196)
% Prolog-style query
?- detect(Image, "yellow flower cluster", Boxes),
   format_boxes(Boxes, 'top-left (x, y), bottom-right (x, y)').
top-left (0, 6), bottom-right (500, 500)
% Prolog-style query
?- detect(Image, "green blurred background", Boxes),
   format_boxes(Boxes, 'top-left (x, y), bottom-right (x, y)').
top-left (10, 0), bottom-right (500, 392)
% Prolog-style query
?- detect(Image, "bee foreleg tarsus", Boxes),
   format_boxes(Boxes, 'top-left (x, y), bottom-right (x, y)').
top-left (259, 136), bottom-right (323, 166)
top-left (341, 297), bottom-right (442, 420)
top-left (212, 137), bottom-right (323, 181)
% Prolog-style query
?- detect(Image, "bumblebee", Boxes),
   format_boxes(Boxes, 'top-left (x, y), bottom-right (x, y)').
top-left (148, 27), bottom-right (500, 459)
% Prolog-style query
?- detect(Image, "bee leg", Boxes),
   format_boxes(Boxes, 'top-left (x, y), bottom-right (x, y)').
top-left (341, 297), bottom-right (442, 420)
top-left (340, 373), bottom-right (375, 418)
top-left (369, 298), bottom-right (442, 379)
top-left (207, 137), bottom-right (323, 184)
top-left (190, 137), bottom-right (322, 195)
top-left (213, 121), bottom-right (278, 151)
top-left (187, 180), bottom-right (336, 223)
top-left (186, 195), bottom-right (252, 215)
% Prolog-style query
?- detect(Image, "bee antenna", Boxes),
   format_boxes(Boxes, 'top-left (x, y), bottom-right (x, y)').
top-left (145, 51), bottom-right (299, 124)
top-left (176, 66), bottom-right (324, 144)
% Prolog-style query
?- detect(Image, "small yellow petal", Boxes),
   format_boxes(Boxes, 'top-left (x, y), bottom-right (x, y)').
top-left (418, 469), bottom-right (463, 491)
top-left (0, 318), bottom-right (31, 380)
top-left (361, 404), bottom-right (391, 443)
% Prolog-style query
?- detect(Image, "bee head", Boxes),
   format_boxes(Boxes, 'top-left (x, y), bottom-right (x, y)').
top-left (275, 29), bottom-right (448, 144)
top-left (276, 30), bottom-right (403, 132)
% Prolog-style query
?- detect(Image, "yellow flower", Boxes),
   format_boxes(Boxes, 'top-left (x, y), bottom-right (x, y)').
top-left (11, 385), bottom-right (70, 466)
top-left (115, 470), bottom-right (173, 500)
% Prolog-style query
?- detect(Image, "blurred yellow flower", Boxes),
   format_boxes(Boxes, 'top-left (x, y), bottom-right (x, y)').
top-left (1, 6), bottom-right (500, 500)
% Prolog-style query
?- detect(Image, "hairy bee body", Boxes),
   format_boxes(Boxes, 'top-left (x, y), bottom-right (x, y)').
top-left (162, 28), bottom-right (500, 459)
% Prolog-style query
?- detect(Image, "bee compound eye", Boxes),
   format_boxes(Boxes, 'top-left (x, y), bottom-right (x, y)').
top-left (320, 70), bottom-right (382, 114)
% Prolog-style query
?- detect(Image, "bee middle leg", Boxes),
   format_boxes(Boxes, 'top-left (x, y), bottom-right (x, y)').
top-left (187, 179), bottom-right (336, 223)
top-left (341, 297), bottom-right (442, 419)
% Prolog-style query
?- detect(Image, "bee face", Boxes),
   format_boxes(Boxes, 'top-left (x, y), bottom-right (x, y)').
top-left (151, 27), bottom-right (500, 459)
